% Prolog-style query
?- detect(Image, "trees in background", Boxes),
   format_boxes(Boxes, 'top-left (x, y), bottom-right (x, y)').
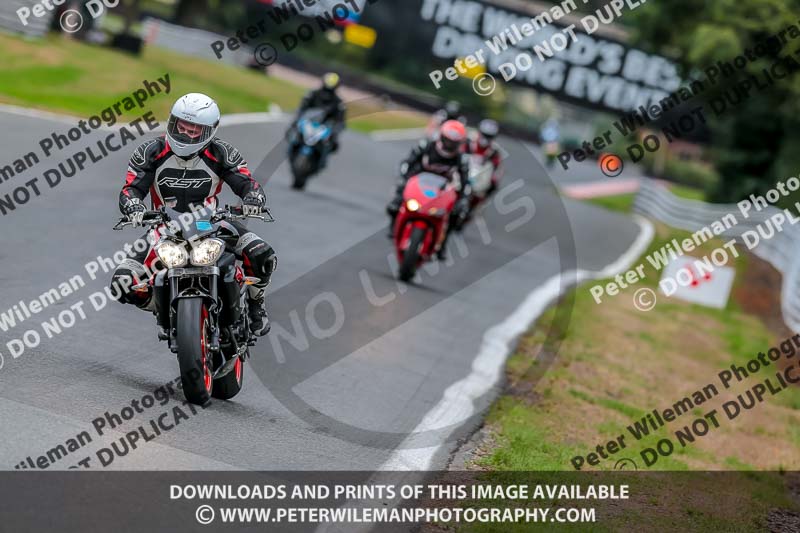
top-left (630, 0), bottom-right (800, 202)
top-left (172, 0), bottom-right (257, 32)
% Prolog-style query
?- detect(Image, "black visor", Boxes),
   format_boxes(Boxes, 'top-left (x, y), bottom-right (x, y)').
top-left (167, 115), bottom-right (216, 146)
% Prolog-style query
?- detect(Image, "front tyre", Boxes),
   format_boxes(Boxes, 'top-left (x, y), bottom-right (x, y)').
top-left (398, 226), bottom-right (426, 282)
top-left (291, 154), bottom-right (312, 190)
top-left (176, 298), bottom-right (213, 405)
top-left (212, 353), bottom-right (245, 400)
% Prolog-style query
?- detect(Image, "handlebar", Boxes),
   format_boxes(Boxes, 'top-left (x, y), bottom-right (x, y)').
top-left (113, 210), bottom-right (165, 231)
top-left (218, 205), bottom-right (275, 223)
top-left (113, 206), bottom-right (274, 231)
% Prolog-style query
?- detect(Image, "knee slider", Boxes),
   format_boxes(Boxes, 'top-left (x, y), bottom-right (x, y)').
top-left (247, 246), bottom-right (276, 286)
top-left (111, 260), bottom-right (149, 306)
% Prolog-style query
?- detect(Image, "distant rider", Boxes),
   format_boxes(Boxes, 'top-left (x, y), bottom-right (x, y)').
top-left (113, 93), bottom-right (276, 336)
top-left (295, 72), bottom-right (346, 152)
top-left (426, 100), bottom-right (466, 138)
top-left (466, 119), bottom-right (504, 197)
top-left (386, 120), bottom-right (471, 260)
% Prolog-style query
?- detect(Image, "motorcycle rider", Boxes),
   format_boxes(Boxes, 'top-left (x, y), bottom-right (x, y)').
top-left (540, 118), bottom-right (561, 168)
top-left (466, 119), bottom-right (504, 197)
top-left (426, 100), bottom-right (466, 138)
top-left (386, 120), bottom-right (471, 260)
top-left (295, 72), bottom-right (346, 153)
top-left (113, 93), bottom-right (276, 336)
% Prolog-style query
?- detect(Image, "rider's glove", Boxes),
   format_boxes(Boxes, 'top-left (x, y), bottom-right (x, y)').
top-left (122, 197), bottom-right (146, 227)
top-left (242, 190), bottom-right (266, 216)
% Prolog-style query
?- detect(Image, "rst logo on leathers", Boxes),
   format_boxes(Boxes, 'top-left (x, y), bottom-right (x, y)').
top-left (157, 169), bottom-right (213, 190)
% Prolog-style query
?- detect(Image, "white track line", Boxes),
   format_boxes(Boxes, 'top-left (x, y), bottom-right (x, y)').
top-left (0, 104), bottom-right (288, 131)
top-left (379, 214), bottom-right (654, 470)
top-left (0, 103), bottom-right (82, 125)
top-left (220, 109), bottom-right (289, 126)
top-left (370, 128), bottom-right (427, 142)
top-left (324, 214), bottom-right (654, 527)
top-left (317, 214), bottom-right (654, 533)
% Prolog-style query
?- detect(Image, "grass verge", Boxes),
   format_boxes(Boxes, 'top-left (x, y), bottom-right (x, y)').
top-left (0, 33), bottom-right (425, 132)
top-left (451, 193), bottom-right (800, 531)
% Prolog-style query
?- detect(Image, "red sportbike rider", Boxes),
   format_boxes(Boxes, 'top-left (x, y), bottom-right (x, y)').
top-left (387, 120), bottom-right (471, 260)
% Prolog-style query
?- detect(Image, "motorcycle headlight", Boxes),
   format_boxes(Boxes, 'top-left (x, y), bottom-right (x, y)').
top-left (155, 241), bottom-right (188, 268)
top-left (406, 199), bottom-right (420, 212)
top-left (190, 238), bottom-right (224, 266)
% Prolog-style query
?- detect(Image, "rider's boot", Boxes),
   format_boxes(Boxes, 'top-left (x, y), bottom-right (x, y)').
top-left (247, 287), bottom-right (270, 336)
top-left (437, 244), bottom-right (448, 261)
top-left (386, 192), bottom-right (403, 238)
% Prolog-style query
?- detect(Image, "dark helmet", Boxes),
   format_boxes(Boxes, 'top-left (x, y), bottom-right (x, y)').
top-left (435, 120), bottom-right (467, 158)
top-left (477, 119), bottom-right (499, 148)
top-left (444, 101), bottom-right (462, 121)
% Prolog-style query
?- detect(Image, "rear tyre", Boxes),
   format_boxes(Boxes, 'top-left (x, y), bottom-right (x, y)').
top-left (398, 226), bottom-right (426, 282)
top-left (176, 298), bottom-right (213, 405)
top-left (212, 353), bottom-right (245, 400)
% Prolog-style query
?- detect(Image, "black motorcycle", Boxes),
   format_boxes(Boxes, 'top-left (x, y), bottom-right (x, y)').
top-left (114, 204), bottom-right (273, 405)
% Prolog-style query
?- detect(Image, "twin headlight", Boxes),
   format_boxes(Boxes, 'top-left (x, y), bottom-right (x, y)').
top-left (155, 242), bottom-right (188, 268)
top-left (190, 239), bottom-right (224, 266)
top-left (155, 239), bottom-right (224, 268)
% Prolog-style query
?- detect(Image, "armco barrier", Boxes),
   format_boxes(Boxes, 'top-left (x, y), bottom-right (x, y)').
top-left (0, 0), bottom-right (50, 37)
top-left (142, 18), bottom-right (253, 65)
top-left (633, 179), bottom-right (800, 333)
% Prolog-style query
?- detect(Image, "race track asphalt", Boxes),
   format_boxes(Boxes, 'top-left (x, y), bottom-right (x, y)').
top-left (0, 107), bottom-right (641, 473)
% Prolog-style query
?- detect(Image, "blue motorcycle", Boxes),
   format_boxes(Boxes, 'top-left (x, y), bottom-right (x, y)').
top-left (286, 108), bottom-right (333, 190)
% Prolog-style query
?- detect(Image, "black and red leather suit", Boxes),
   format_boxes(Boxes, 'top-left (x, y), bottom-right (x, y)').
top-left (386, 139), bottom-right (471, 251)
top-left (392, 139), bottom-right (470, 204)
top-left (112, 136), bottom-right (276, 308)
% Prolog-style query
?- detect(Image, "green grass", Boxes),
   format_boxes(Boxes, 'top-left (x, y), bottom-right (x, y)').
top-left (458, 212), bottom-right (800, 530)
top-left (585, 184), bottom-right (703, 215)
top-left (478, 398), bottom-right (587, 470)
top-left (585, 193), bottom-right (635, 212)
top-left (0, 33), bottom-right (425, 132)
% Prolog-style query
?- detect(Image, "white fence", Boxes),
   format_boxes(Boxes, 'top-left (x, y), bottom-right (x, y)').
top-left (634, 179), bottom-right (800, 333)
top-left (142, 18), bottom-right (254, 66)
top-left (0, 0), bottom-right (51, 37)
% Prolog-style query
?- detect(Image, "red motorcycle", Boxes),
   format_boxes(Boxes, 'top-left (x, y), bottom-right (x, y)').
top-left (392, 172), bottom-right (458, 281)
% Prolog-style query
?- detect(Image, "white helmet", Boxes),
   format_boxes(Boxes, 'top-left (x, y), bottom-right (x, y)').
top-left (166, 93), bottom-right (220, 158)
